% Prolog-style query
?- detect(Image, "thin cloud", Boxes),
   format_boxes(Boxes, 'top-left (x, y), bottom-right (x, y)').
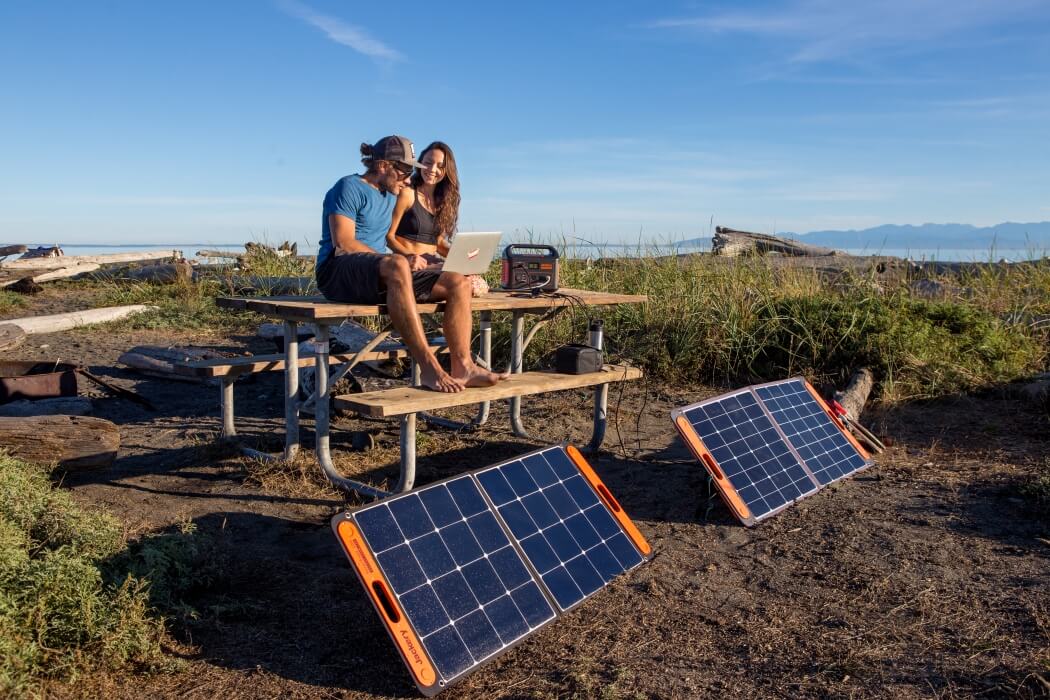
top-left (278, 0), bottom-right (403, 63)
top-left (649, 0), bottom-right (1045, 64)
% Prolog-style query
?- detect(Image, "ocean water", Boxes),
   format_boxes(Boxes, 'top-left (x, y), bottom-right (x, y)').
top-left (13, 242), bottom-right (1048, 263)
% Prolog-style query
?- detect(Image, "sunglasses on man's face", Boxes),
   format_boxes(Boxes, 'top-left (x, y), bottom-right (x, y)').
top-left (390, 162), bottom-right (413, 178)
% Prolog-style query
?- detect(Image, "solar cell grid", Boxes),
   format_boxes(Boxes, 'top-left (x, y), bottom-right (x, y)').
top-left (475, 447), bottom-right (644, 612)
top-left (353, 475), bottom-right (556, 685)
top-left (682, 391), bottom-right (816, 521)
top-left (755, 379), bottom-right (868, 486)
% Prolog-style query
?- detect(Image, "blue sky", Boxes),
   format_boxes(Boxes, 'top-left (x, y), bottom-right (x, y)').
top-left (1, 1), bottom-right (1048, 246)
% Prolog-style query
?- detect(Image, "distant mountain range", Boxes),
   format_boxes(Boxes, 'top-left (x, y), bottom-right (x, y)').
top-left (787, 221), bottom-right (1050, 250)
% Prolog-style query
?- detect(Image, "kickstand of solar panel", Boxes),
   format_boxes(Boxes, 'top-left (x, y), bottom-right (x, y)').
top-left (331, 444), bottom-right (651, 695)
top-left (694, 472), bottom-right (718, 522)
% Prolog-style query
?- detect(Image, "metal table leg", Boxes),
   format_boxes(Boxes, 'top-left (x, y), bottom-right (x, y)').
top-left (509, 310), bottom-right (530, 437)
top-left (283, 320), bottom-right (300, 460)
top-left (313, 323), bottom-right (391, 499)
top-left (220, 377), bottom-right (236, 438)
top-left (474, 310), bottom-right (492, 425)
top-left (585, 319), bottom-right (608, 452)
top-left (397, 411), bottom-right (417, 493)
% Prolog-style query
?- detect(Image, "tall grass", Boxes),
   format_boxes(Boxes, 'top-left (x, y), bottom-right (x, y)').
top-left (483, 253), bottom-right (1049, 401)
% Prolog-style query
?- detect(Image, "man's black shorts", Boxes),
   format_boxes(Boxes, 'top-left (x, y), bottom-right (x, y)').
top-left (316, 253), bottom-right (442, 304)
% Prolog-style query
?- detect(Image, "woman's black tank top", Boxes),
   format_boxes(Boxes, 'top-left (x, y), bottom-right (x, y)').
top-left (395, 192), bottom-right (438, 245)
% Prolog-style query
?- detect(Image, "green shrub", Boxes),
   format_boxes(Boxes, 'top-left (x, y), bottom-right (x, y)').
top-left (0, 456), bottom-right (165, 695)
top-left (0, 291), bottom-right (27, 315)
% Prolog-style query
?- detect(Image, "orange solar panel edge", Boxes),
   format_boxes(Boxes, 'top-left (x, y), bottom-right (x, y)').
top-left (333, 518), bottom-right (438, 693)
top-left (564, 444), bottom-right (652, 556)
top-left (673, 414), bottom-right (754, 524)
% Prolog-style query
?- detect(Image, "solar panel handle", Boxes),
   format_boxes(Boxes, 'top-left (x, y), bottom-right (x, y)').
top-left (372, 581), bottom-right (401, 623)
top-left (593, 482), bottom-right (622, 514)
top-left (700, 453), bottom-right (726, 481)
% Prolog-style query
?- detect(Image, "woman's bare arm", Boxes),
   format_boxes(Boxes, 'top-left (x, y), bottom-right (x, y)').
top-left (385, 188), bottom-right (416, 256)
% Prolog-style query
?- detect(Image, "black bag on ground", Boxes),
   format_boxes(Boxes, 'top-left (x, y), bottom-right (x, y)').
top-left (554, 344), bottom-right (603, 374)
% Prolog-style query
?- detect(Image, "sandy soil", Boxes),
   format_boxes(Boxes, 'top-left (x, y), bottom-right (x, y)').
top-left (3, 290), bottom-right (1048, 699)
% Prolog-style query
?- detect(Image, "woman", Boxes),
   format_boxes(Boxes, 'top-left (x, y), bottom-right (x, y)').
top-left (385, 141), bottom-right (459, 270)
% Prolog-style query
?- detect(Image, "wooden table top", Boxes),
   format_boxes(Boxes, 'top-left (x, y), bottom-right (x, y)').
top-left (216, 288), bottom-right (648, 322)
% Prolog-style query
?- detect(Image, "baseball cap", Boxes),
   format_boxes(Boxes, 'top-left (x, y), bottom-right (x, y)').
top-left (371, 135), bottom-right (424, 169)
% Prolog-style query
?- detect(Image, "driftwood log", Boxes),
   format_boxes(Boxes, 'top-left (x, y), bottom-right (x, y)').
top-left (0, 324), bottom-right (26, 352)
top-left (2, 249), bottom-right (181, 271)
top-left (6, 305), bottom-right (153, 334)
top-left (712, 226), bottom-right (840, 257)
top-left (118, 346), bottom-right (239, 383)
top-left (18, 245), bottom-right (62, 259)
top-left (0, 245), bottom-right (28, 258)
top-left (0, 262), bottom-right (101, 289)
top-left (0, 414), bottom-right (119, 468)
top-left (98, 260), bottom-right (194, 284)
top-left (197, 241), bottom-right (298, 261)
top-left (0, 397), bottom-right (92, 417)
top-left (833, 368), bottom-right (875, 420)
top-left (196, 249), bottom-right (242, 260)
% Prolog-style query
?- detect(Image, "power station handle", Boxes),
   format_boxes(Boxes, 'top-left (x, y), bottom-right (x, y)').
top-left (502, 244), bottom-right (560, 259)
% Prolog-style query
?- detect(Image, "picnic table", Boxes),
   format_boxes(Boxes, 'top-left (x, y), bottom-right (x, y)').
top-left (215, 288), bottom-right (646, 498)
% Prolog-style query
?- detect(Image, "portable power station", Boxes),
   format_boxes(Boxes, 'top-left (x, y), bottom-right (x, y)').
top-left (500, 244), bottom-right (560, 292)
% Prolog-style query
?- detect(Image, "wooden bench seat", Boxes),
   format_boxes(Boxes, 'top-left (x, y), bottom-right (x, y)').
top-left (334, 365), bottom-right (642, 418)
top-left (174, 337), bottom-right (447, 379)
top-left (174, 350), bottom-right (406, 379)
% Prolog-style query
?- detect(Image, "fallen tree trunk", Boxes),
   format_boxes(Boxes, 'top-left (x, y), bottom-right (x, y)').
top-left (6, 305), bottom-right (153, 334)
top-left (99, 260), bottom-right (194, 284)
top-left (712, 226), bottom-right (840, 257)
top-left (0, 245), bottom-right (27, 258)
top-left (0, 397), bottom-right (92, 417)
top-left (0, 262), bottom-right (101, 288)
top-left (0, 324), bottom-right (26, 352)
top-left (118, 345), bottom-right (236, 383)
top-left (2, 250), bottom-right (182, 271)
top-left (196, 249), bottom-right (242, 260)
top-left (0, 415), bottom-right (119, 468)
top-left (833, 368), bottom-right (875, 420)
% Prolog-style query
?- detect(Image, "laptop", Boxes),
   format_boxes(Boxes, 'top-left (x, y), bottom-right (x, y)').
top-left (441, 231), bottom-right (502, 275)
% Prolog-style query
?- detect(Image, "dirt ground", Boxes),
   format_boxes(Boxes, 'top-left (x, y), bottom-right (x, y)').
top-left (4, 290), bottom-right (1049, 699)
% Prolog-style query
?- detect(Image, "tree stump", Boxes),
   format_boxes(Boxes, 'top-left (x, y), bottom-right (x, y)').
top-left (834, 368), bottom-right (875, 420)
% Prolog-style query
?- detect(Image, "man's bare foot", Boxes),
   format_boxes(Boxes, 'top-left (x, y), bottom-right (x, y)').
top-left (420, 365), bottom-right (465, 393)
top-left (453, 364), bottom-right (509, 388)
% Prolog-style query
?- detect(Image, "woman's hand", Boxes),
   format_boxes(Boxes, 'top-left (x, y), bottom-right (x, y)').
top-left (406, 254), bottom-right (429, 272)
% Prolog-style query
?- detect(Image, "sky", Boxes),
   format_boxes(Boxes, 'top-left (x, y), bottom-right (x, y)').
top-left (1, 1), bottom-right (1049, 247)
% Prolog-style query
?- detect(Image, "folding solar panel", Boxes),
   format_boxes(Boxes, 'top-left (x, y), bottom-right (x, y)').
top-left (672, 377), bottom-right (872, 526)
top-left (332, 444), bottom-right (651, 696)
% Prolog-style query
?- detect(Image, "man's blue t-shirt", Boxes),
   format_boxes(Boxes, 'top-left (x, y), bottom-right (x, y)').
top-left (317, 175), bottom-right (394, 270)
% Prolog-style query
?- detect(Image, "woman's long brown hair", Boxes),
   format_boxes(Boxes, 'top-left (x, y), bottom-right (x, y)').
top-left (411, 141), bottom-right (460, 237)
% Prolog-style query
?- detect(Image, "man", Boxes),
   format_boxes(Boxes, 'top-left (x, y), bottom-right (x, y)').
top-left (316, 134), bottom-right (503, 393)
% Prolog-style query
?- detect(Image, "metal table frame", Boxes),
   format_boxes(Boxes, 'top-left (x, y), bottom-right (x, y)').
top-left (215, 290), bottom-right (643, 498)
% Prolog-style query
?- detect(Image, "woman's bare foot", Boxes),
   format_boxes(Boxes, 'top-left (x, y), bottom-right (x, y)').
top-left (420, 364), bottom-right (465, 393)
top-left (453, 364), bottom-right (509, 388)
